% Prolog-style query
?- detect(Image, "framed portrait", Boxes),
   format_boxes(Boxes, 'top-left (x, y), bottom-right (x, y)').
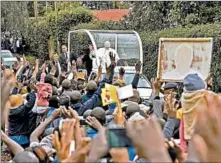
top-left (157, 38), bottom-right (213, 82)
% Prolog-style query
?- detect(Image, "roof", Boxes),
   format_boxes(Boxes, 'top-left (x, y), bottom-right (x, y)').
top-left (91, 9), bottom-right (129, 21)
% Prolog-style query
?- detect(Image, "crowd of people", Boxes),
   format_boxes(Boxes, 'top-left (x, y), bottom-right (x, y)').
top-left (1, 31), bottom-right (26, 55)
top-left (1, 42), bottom-right (221, 163)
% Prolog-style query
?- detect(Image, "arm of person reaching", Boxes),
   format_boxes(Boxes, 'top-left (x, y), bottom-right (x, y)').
top-left (119, 67), bottom-right (125, 81)
top-left (163, 93), bottom-right (178, 138)
top-left (31, 59), bottom-right (39, 79)
top-left (78, 86), bottom-right (102, 116)
top-left (78, 65), bottom-right (115, 115)
top-left (131, 61), bottom-right (142, 89)
top-left (30, 109), bottom-right (60, 143)
top-left (149, 78), bottom-right (162, 100)
top-left (95, 66), bottom-right (102, 83)
top-left (1, 130), bottom-right (24, 155)
top-left (105, 52), bottom-right (115, 83)
top-left (163, 117), bottom-right (177, 139)
top-left (126, 117), bottom-right (171, 162)
top-left (78, 55), bottom-right (116, 115)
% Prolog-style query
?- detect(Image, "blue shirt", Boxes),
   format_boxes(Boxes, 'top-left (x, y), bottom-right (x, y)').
top-left (10, 135), bottom-right (29, 145)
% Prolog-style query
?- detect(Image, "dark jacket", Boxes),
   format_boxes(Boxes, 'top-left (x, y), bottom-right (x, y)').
top-left (163, 117), bottom-right (180, 139)
top-left (71, 86), bottom-right (102, 116)
top-left (131, 73), bottom-right (140, 89)
top-left (59, 53), bottom-right (76, 72)
top-left (81, 91), bottom-right (94, 103)
top-left (71, 76), bottom-right (113, 116)
top-left (9, 92), bottom-right (36, 136)
top-left (82, 54), bottom-right (92, 75)
top-left (27, 93), bottom-right (38, 136)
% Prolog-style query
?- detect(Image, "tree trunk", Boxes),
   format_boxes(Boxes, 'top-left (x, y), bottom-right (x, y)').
top-left (34, 0), bottom-right (38, 19)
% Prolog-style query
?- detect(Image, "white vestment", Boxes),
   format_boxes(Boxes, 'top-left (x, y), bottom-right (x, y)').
top-left (96, 48), bottom-right (120, 68)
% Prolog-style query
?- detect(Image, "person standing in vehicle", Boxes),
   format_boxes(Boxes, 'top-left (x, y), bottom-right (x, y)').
top-left (96, 41), bottom-right (120, 69)
top-left (82, 43), bottom-right (94, 76)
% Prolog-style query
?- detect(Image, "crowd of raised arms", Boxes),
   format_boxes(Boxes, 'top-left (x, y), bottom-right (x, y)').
top-left (1, 43), bottom-right (221, 163)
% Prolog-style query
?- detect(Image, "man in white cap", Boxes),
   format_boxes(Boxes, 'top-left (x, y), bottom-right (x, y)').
top-left (96, 41), bottom-right (120, 69)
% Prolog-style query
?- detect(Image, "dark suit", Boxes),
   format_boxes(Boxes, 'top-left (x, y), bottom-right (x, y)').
top-left (59, 52), bottom-right (77, 72)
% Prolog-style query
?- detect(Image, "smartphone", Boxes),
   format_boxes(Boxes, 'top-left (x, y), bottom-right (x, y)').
top-left (106, 128), bottom-right (132, 148)
top-left (80, 119), bottom-right (88, 126)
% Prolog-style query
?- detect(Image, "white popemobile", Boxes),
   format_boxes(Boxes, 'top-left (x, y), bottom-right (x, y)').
top-left (68, 29), bottom-right (162, 99)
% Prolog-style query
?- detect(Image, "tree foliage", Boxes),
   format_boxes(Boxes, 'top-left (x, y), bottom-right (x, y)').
top-left (24, 6), bottom-right (93, 60)
top-left (1, 1), bottom-right (29, 32)
top-left (122, 1), bottom-right (221, 31)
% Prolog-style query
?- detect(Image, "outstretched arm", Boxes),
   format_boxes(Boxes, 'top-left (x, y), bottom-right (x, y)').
top-left (131, 61), bottom-right (142, 89)
top-left (1, 130), bottom-right (24, 155)
top-left (30, 109), bottom-right (60, 143)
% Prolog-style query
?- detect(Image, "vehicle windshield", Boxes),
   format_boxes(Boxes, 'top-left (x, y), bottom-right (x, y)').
top-left (91, 31), bottom-right (140, 67)
top-left (1, 52), bottom-right (13, 58)
top-left (99, 73), bottom-right (151, 88)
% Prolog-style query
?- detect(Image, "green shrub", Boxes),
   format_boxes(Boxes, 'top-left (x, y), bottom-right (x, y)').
top-left (24, 7), bottom-right (93, 60)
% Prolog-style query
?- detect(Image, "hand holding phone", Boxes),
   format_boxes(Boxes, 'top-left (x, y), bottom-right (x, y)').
top-left (106, 128), bottom-right (132, 148)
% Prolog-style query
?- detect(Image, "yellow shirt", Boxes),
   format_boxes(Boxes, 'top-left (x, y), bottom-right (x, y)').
top-left (176, 109), bottom-right (183, 119)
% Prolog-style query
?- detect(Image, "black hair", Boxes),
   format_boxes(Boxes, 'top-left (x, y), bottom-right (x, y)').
top-left (122, 106), bottom-right (127, 113)
top-left (49, 95), bottom-right (60, 108)
top-left (26, 85), bottom-right (31, 93)
top-left (45, 74), bottom-right (54, 85)
top-left (60, 96), bottom-right (70, 109)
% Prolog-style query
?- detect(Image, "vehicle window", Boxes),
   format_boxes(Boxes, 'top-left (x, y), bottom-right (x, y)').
top-left (117, 34), bottom-right (140, 66)
top-left (1, 52), bottom-right (12, 58)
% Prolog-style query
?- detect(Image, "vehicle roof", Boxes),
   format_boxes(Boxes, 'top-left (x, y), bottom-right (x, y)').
top-left (92, 67), bottom-right (137, 73)
top-left (1, 50), bottom-right (11, 53)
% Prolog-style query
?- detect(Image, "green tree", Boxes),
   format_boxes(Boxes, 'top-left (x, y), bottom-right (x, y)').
top-left (123, 1), bottom-right (221, 31)
top-left (123, 1), bottom-right (173, 31)
top-left (1, 1), bottom-right (29, 32)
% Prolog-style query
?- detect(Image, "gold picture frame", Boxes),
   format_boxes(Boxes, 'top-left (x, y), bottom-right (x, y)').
top-left (157, 38), bottom-right (213, 82)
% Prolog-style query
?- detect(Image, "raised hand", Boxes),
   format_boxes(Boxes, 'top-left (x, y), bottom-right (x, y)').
top-left (1, 69), bottom-right (16, 126)
top-left (109, 148), bottom-right (130, 163)
top-left (98, 65), bottom-right (102, 76)
top-left (109, 51), bottom-right (116, 66)
top-left (62, 137), bottom-right (91, 163)
top-left (135, 61), bottom-right (142, 74)
top-left (190, 92), bottom-right (221, 162)
top-left (119, 67), bottom-right (125, 77)
top-left (151, 77), bottom-right (162, 96)
top-left (164, 93), bottom-right (177, 118)
top-left (126, 116), bottom-right (171, 162)
top-left (35, 59), bottom-right (39, 66)
top-left (86, 116), bottom-right (103, 131)
top-left (53, 119), bottom-right (76, 162)
top-left (71, 60), bottom-right (77, 73)
top-left (50, 108), bottom-right (61, 120)
top-left (86, 127), bottom-right (108, 162)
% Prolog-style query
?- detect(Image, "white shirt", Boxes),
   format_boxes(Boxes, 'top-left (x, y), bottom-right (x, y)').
top-left (96, 48), bottom-right (120, 69)
top-left (64, 52), bottom-right (71, 72)
top-left (16, 40), bottom-right (20, 47)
